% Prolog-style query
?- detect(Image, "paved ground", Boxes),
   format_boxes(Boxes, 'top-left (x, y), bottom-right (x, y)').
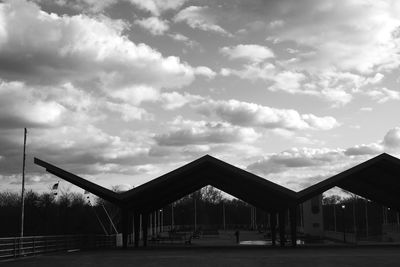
top-left (3, 246), bottom-right (400, 267)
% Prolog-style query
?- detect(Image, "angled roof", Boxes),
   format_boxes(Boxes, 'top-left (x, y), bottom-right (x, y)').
top-left (35, 155), bottom-right (297, 212)
top-left (297, 153), bottom-right (400, 209)
top-left (35, 153), bottom-right (400, 212)
top-left (120, 155), bottom-right (297, 212)
top-left (34, 158), bottom-right (123, 205)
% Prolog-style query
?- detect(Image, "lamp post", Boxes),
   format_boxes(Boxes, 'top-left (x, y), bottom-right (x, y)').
top-left (342, 204), bottom-right (346, 243)
top-left (222, 201), bottom-right (226, 231)
top-left (160, 209), bottom-right (164, 232)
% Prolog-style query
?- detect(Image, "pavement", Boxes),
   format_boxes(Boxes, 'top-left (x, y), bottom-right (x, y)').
top-left (3, 245), bottom-right (400, 267)
top-left (3, 231), bottom-right (400, 266)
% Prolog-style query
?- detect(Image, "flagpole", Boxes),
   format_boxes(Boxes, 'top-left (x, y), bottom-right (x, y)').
top-left (20, 128), bottom-right (27, 238)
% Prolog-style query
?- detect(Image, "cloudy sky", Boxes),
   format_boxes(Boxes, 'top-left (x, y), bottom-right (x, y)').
top-left (1, 0), bottom-right (400, 194)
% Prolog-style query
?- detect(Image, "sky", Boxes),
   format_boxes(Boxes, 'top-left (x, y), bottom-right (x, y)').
top-left (1, 0), bottom-right (400, 195)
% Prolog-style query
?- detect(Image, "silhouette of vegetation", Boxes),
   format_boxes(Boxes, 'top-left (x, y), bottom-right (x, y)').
top-left (0, 190), bottom-right (109, 237)
top-left (0, 187), bottom-right (394, 238)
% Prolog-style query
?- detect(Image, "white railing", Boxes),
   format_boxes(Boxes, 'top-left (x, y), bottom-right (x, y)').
top-left (0, 234), bottom-right (116, 261)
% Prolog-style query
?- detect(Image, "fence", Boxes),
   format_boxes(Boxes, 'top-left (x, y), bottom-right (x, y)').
top-left (324, 231), bottom-right (356, 243)
top-left (0, 234), bottom-right (116, 261)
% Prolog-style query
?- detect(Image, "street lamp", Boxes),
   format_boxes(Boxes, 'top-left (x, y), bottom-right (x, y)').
top-left (341, 204), bottom-right (346, 243)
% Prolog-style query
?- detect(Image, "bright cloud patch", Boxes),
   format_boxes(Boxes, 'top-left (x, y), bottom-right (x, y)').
top-left (160, 92), bottom-right (203, 110)
top-left (128, 0), bottom-right (187, 16)
top-left (135, 17), bottom-right (170, 35)
top-left (195, 99), bottom-right (339, 131)
top-left (383, 127), bottom-right (400, 150)
top-left (220, 44), bottom-right (274, 62)
top-left (268, 0), bottom-right (400, 74)
top-left (365, 87), bottom-right (400, 103)
top-left (246, 126), bottom-right (400, 190)
top-left (0, 0), bottom-right (197, 92)
top-left (154, 117), bottom-right (260, 146)
top-left (0, 80), bottom-right (65, 128)
top-left (174, 6), bottom-right (231, 36)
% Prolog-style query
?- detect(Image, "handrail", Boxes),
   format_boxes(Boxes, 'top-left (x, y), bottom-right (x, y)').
top-left (0, 234), bottom-right (116, 261)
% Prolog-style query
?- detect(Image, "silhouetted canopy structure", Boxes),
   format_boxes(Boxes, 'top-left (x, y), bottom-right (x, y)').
top-left (119, 155), bottom-right (297, 212)
top-left (34, 158), bottom-right (123, 205)
top-left (297, 153), bottom-right (400, 209)
top-left (35, 155), bottom-right (297, 210)
top-left (35, 155), bottom-right (298, 248)
top-left (34, 152), bottom-right (400, 249)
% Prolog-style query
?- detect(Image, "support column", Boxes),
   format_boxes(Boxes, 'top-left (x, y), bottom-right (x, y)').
top-left (121, 208), bottom-right (129, 249)
top-left (289, 206), bottom-right (297, 247)
top-left (142, 212), bottom-right (149, 247)
top-left (133, 212), bottom-right (140, 248)
top-left (270, 211), bottom-right (277, 246)
top-left (279, 210), bottom-right (286, 247)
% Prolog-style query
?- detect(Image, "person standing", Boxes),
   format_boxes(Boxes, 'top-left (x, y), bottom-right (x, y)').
top-left (234, 230), bottom-right (240, 244)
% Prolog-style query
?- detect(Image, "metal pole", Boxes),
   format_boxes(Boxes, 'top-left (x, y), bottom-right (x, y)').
top-left (102, 204), bottom-right (118, 234)
top-left (222, 202), bottom-right (226, 231)
top-left (194, 198), bottom-right (197, 230)
top-left (140, 214), bottom-right (142, 239)
top-left (342, 205), bottom-right (346, 243)
top-left (255, 207), bottom-right (257, 230)
top-left (161, 209), bottom-right (163, 232)
top-left (90, 202), bottom-right (108, 235)
top-left (353, 197), bottom-right (357, 241)
top-left (333, 204), bottom-right (337, 232)
top-left (250, 206), bottom-right (253, 229)
top-left (171, 203), bottom-right (174, 229)
top-left (365, 199), bottom-right (369, 238)
top-left (20, 128), bottom-right (27, 238)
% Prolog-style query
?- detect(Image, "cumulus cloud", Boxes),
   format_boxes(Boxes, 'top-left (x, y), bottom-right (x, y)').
top-left (0, 0), bottom-right (200, 92)
top-left (108, 85), bottom-right (160, 106)
top-left (160, 92), bottom-right (204, 110)
top-left (383, 127), bottom-right (400, 150)
top-left (220, 63), bottom-right (276, 81)
top-left (194, 66), bottom-right (216, 79)
top-left (264, 0), bottom-right (400, 74)
top-left (128, 0), bottom-right (187, 16)
top-left (222, 61), bottom-right (389, 106)
top-left (365, 87), bottom-right (400, 103)
top-left (174, 6), bottom-right (232, 36)
top-left (245, 125), bottom-right (400, 190)
top-left (220, 1), bottom-right (400, 105)
top-left (154, 116), bottom-right (260, 146)
top-left (135, 17), bottom-right (170, 35)
top-left (195, 99), bottom-right (339, 131)
top-left (220, 44), bottom-right (274, 62)
top-left (35, 0), bottom-right (117, 13)
top-left (168, 33), bottom-right (199, 48)
top-left (105, 102), bottom-right (153, 121)
top-left (0, 124), bottom-right (157, 178)
top-left (248, 147), bottom-right (345, 175)
top-left (344, 143), bottom-right (383, 156)
top-left (0, 80), bottom-right (65, 128)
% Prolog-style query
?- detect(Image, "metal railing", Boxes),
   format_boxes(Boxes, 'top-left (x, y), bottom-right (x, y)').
top-left (0, 234), bottom-right (116, 260)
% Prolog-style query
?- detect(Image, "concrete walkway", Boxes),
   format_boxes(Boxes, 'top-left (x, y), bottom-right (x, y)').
top-left (3, 246), bottom-right (400, 267)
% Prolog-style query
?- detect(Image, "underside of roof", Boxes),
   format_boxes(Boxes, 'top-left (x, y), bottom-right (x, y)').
top-left (35, 153), bottom-right (400, 212)
top-left (35, 155), bottom-right (297, 212)
top-left (297, 153), bottom-right (400, 210)
top-left (120, 155), bottom-right (297, 212)
top-left (34, 158), bottom-right (123, 205)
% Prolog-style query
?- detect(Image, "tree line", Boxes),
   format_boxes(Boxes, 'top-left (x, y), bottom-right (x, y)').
top-left (0, 186), bottom-right (263, 237)
top-left (1, 186), bottom-right (397, 238)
